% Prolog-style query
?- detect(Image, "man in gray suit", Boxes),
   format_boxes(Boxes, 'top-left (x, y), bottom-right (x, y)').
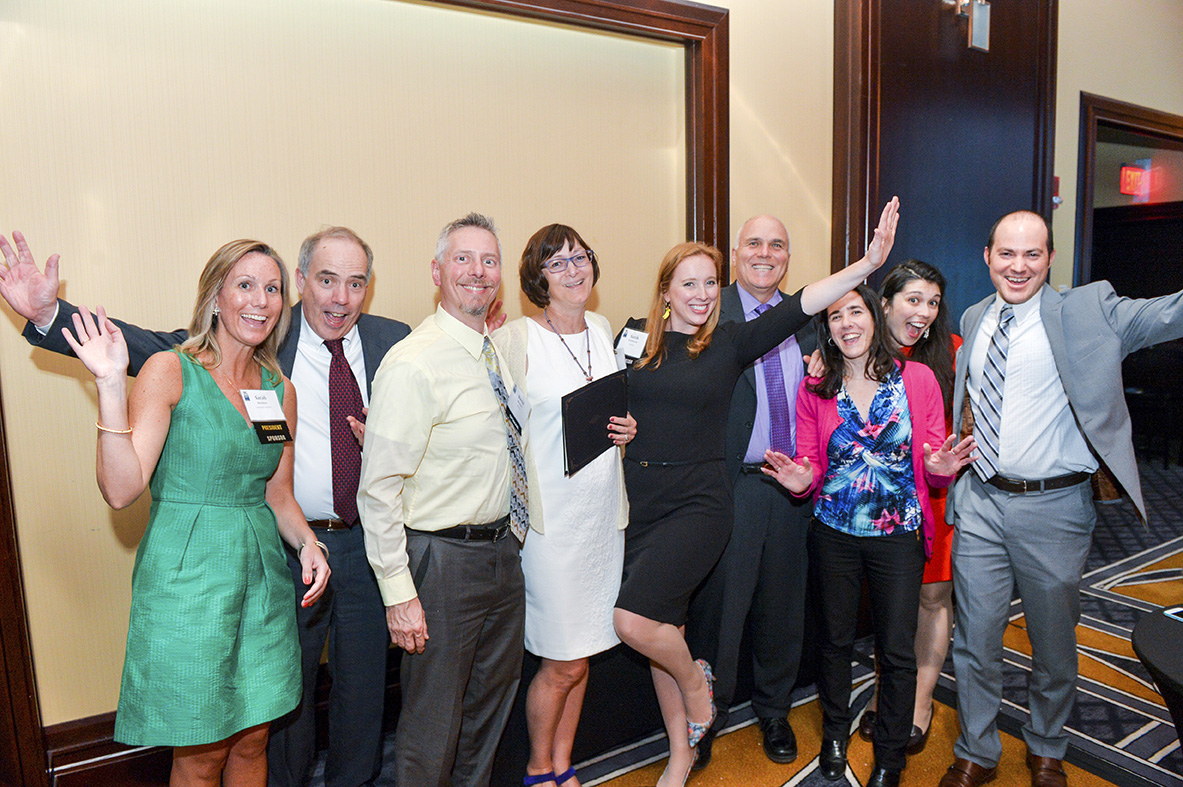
top-left (688, 215), bottom-right (814, 768)
top-left (939, 211), bottom-right (1183, 787)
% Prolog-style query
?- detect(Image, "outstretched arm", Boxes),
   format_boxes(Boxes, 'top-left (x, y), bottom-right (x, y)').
top-left (800, 197), bottom-right (900, 315)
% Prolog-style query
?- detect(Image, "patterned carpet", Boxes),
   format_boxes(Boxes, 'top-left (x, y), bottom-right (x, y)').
top-left (586, 460), bottom-right (1183, 787)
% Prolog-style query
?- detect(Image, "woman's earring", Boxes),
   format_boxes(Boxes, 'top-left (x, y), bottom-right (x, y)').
top-left (212, 304), bottom-right (220, 317)
top-left (827, 336), bottom-right (835, 346)
top-left (923, 326), bottom-right (930, 339)
top-left (662, 302), bottom-right (671, 320)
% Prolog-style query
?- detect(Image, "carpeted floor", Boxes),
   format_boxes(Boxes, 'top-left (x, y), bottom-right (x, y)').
top-left (306, 461), bottom-right (1183, 787)
top-left (587, 459), bottom-right (1183, 787)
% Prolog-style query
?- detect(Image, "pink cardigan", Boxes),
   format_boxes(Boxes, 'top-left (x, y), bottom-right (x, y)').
top-left (794, 361), bottom-right (953, 557)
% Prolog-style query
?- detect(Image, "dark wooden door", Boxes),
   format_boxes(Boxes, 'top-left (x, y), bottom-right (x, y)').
top-left (834, 0), bottom-right (1057, 321)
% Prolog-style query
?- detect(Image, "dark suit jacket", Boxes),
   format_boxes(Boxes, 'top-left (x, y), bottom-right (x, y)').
top-left (23, 300), bottom-right (410, 394)
top-left (950, 281), bottom-right (1183, 523)
top-left (720, 284), bottom-right (817, 482)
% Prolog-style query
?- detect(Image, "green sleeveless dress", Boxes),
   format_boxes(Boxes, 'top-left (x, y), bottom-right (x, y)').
top-left (113, 351), bottom-right (301, 746)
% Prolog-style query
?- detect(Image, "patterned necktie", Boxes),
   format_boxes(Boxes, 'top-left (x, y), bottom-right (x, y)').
top-left (972, 304), bottom-right (1015, 481)
top-left (325, 338), bottom-right (363, 524)
top-left (754, 302), bottom-right (794, 453)
top-left (481, 338), bottom-right (528, 541)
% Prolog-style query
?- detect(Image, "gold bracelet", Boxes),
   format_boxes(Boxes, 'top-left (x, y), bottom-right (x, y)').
top-left (96, 422), bottom-right (133, 434)
top-left (298, 539), bottom-right (330, 560)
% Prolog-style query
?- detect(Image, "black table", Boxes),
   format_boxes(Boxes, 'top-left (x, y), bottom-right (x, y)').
top-left (1132, 606), bottom-right (1183, 743)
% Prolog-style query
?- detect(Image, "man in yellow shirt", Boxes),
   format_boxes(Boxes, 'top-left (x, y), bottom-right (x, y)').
top-left (358, 212), bottom-right (527, 787)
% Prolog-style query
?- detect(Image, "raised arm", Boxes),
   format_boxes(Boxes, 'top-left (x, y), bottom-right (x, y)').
top-left (62, 307), bottom-right (177, 509)
top-left (0, 231), bottom-right (60, 327)
top-left (800, 197), bottom-right (900, 315)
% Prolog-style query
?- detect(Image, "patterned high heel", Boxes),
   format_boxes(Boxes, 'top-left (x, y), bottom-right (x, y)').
top-left (687, 658), bottom-right (717, 748)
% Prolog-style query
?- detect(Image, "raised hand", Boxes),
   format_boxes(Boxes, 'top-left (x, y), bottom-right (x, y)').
top-left (923, 434), bottom-right (976, 477)
top-left (761, 449), bottom-right (814, 494)
top-left (61, 306), bottom-right (129, 382)
top-left (804, 350), bottom-right (827, 379)
top-left (0, 231), bottom-right (61, 326)
top-left (347, 406), bottom-right (369, 447)
top-left (864, 197), bottom-right (901, 272)
top-left (485, 298), bottom-right (507, 332)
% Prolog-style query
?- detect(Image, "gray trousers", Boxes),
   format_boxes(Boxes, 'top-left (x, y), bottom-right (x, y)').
top-left (395, 530), bottom-right (525, 787)
top-left (951, 472), bottom-right (1094, 766)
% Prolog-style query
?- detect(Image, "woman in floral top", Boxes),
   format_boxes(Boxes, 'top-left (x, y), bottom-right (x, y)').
top-left (763, 284), bottom-right (974, 787)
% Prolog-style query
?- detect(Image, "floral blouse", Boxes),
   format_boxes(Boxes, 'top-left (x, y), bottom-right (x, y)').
top-left (814, 366), bottom-right (922, 537)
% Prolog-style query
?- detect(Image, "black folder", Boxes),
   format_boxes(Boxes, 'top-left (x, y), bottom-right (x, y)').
top-left (560, 369), bottom-right (628, 477)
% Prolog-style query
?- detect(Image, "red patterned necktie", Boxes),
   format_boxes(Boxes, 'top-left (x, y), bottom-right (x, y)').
top-left (325, 338), bottom-right (363, 524)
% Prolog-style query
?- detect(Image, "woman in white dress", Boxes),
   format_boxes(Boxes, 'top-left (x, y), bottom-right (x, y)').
top-left (495, 224), bottom-right (635, 787)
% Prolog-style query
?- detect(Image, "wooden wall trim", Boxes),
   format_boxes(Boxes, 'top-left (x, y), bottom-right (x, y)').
top-left (432, 0), bottom-right (731, 249)
top-left (1075, 94), bottom-right (1183, 284)
top-left (0, 378), bottom-right (46, 787)
top-left (0, 2), bottom-right (728, 784)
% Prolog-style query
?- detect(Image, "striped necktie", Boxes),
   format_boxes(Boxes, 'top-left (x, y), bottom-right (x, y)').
top-left (482, 338), bottom-right (528, 541)
top-left (973, 304), bottom-right (1014, 481)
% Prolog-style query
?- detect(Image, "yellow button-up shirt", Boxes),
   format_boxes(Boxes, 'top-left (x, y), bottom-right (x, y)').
top-left (358, 306), bottom-right (520, 606)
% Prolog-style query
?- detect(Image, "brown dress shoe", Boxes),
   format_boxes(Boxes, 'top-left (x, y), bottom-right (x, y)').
top-left (1026, 753), bottom-right (1068, 787)
top-left (937, 758), bottom-right (998, 787)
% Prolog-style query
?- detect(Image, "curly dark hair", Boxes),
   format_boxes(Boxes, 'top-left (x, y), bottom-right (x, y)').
top-left (808, 283), bottom-right (901, 399)
top-left (880, 260), bottom-right (954, 419)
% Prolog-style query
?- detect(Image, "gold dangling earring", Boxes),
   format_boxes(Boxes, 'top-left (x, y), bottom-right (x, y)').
top-left (662, 302), bottom-right (671, 320)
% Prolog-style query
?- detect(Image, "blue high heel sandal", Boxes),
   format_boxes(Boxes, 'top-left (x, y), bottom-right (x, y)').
top-left (687, 658), bottom-right (716, 749)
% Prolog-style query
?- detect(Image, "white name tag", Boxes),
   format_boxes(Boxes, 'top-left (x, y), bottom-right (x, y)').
top-left (616, 327), bottom-right (648, 365)
top-left (241, 389), bottom-right (286, 422)
top-left (506, 384), bottom-right (529, 435)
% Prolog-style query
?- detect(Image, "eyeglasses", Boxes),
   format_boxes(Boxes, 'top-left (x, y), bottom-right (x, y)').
top-left (542, 250), bottom-right (595, 274)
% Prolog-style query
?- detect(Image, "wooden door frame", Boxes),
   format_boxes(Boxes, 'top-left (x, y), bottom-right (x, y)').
top-left (1075, 93), bottom-right (1183, 285)
top-left (831, 0), bottom-right (1058, 273)
top-left (0, 1), bottom-right (728, 784)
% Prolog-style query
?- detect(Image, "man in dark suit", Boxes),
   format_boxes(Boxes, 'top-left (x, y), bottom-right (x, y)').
top-left (688, 214), bottom-right (815, 768)
top-left (938, 211), bottom-right (1183, 787)
top-left (0, 227), bottom-right (410, 787)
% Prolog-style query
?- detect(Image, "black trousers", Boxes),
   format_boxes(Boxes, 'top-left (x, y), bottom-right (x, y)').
top-left (809, 522), bottom-right (924, 772)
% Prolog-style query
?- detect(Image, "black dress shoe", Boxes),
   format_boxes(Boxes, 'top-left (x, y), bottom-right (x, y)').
top-left (866, 764), bottom-right (901, 787)
top-left (757, 717), bottom-right (798, 763)
top-left (818, 737), bottom-right (848, 781)
top-left (906, 721), bottom-right (931, 755)
top-left (858, 709), bottom-right (877, 741)
top-left (691, 726), bottom-right (715, 771)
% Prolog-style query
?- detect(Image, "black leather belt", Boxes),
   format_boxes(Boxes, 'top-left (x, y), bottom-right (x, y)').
top-left (740, 462), bottom-right (770, 475)
top-left (308, 518), bottom-right (354, 531)
top-left (625, 456), bottom-right (716, 468)
top-left (414, 515), bottom-right (512, 542)
top-left (986, 471), bottom-right (1090, 494)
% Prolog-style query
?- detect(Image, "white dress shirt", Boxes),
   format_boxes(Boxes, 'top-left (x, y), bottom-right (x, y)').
top-left (967, 290), bottom-right (1097, 479)
top-left (290, 309), bottom-right (369, 520)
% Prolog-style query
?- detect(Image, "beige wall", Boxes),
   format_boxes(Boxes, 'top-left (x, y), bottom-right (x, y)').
top-left (0, 0), bottom-right (687, 724)
top-left (1053, 0), bottom-right (1183, 286)
top-left (1, 0), bottom-right (836, 726)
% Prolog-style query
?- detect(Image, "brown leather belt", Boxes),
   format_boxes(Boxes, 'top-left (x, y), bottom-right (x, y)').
top-left (986, 471), bottom-right (1090, 495)
top-left (308, 518), bottom-right (354, 531)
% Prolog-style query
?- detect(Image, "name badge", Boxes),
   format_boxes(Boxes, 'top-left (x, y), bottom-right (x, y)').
top-left (240, 389), bottom-right (293, 444)
top-left (616, 327), bottom-right (648, 367)
top-left (506, 384), bottom-right (529, 436)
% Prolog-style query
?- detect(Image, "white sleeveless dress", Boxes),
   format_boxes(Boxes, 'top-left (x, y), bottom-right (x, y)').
top-left (521, 318), bottom-right (625, 659)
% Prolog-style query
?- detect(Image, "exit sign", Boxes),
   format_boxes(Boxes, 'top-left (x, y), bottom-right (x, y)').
top-left (1120, 165), bottom-right (1145, 195)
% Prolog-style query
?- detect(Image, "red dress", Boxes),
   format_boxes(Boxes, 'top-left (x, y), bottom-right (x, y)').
top-left (903, 335), bottom-right (962, 585)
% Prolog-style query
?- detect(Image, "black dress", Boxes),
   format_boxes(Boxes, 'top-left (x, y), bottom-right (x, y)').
top-left (616, 291), bottom-right (809, 624)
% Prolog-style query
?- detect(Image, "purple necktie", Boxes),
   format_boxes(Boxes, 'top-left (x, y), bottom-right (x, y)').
top-left (754, 302), bottom-right (793, 454)
top-left (325, 338), bottom-right (363, 524)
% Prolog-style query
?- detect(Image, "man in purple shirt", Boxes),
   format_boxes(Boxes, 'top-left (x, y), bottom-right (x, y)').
top-left (688, 215), bottom-right (815, 768)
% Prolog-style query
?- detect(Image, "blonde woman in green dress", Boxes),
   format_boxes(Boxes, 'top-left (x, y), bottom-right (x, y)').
top-left (63, 240), bottom-right (329, 787)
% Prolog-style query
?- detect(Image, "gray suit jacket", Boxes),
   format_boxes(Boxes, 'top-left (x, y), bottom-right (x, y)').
top-left (721, 283), bottom-right (817, 482)
top-left (950, 281), bottom-right (1183, 522)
